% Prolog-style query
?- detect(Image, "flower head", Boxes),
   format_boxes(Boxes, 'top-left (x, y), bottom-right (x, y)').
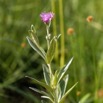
top-left (86, 16), bottom-right (93, 22)
top-left (97, 89), bottom-right (103, 98)
top-left (40, 12), bottom-right (54, 24)
top-left (67, 28), bottom-right (74, 35)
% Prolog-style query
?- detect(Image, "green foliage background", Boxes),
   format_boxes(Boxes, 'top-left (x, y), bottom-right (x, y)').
top-left (0, 0), bottom-right (103, 103)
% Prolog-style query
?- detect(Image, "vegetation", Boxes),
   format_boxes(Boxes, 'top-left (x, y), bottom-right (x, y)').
top-left (0, 0), bottom-right (103, 103)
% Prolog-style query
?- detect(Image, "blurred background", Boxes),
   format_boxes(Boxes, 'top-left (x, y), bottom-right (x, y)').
top-left (0, 0), bottom-right (103, 103)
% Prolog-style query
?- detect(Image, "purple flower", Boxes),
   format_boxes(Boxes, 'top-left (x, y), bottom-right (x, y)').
top-left (40, 12), bottom-right (54, 24)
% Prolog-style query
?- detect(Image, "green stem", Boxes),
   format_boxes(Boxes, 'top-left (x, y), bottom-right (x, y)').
top-left (51, 0), bottom-right (59, 64)
top-left (46, 25), bottom-right (50, 50)
top-left (53, 88), bottom-right (58, 103)
top-left (59, 0), bottom-right (65, 68)
top-left (92, 47), bottom-right (98, 103)
top-left (51, 0), bottom-right (57, 36)
top-left (58, 1), bottom-right (65, 102)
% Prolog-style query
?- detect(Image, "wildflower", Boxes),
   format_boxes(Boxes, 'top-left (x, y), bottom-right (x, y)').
top-left (21, 42), bottom-right (26, 48)
top-left (67, 28), bottom-right (74, 35)
top-left (86, 16), bottom-right (93, 22)
top-left (97, 89), bottom-right (103, 98)
top-left (40, 12), bottom-right (54, 24)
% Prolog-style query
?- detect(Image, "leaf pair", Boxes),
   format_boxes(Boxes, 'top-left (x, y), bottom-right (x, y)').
top-left (59, 82), bottom-right (78, 103)
top-left (55, 74), bottom-right (69, 102)
top-left (26, 75), bottom-right (54, 103)
top-left (54, 57), bottom-right (78, 102)
top-left (55, 75), bottom-right (77, 103)
top-left (29, 87), bottom-right (54, 103)
top-left (57, 57), bottom-right (73, 84)
top-left (58, 74), bottom-right (69, 101)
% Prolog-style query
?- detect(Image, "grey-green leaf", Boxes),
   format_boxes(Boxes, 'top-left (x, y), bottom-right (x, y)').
top-left (59, 82), bottom-right (78, 103)
top-left (29, 25), bottom-right (40, 45)
top-left (46, 37), bottom-right (57, 63)
top-left (41, 96), bottom-right (54, 103)
top-left (42, 64), bottom-right (50, 85)
top-left (59, 74), bottom-right (69, 99)
top-left (57, 57), bottom-right (73, 84)
top-left (25, 76), bottom-right (52, 92)
top-left (29, 87), bottom-right (48, 96)
top-left (26, 37), bottom-right (46, 60)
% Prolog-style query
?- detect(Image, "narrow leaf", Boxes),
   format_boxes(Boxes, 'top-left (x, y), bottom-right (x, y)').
top-left (59, 82), bottom-right (78, 103)
top-left (59, 74), bottom-right (69, 100)
top-left (57, 34), bottom-right (61, 39)
top-left (41, 96), bottom-right (54, 103)
top-left (29, 25), bottom-right (40, 46)
top-left (25, 76), bottom-right (52, 92)
top-left (26, 37), bottom-right (46, 60)
top-left (29, 87), bottom-right (48, 96)
top-left (42, 64), bottom-right (50, 85)
top-left (79, 93), bottom-right (91, 103)
top-left (57, 57), bottom-right (73, 83)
